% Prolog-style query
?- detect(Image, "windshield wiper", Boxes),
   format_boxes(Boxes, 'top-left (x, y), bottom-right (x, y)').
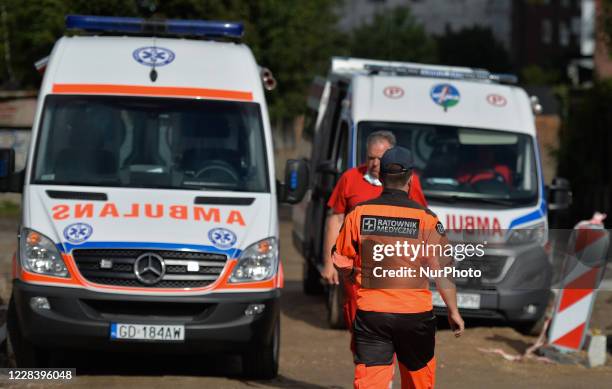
top-left (470, 197), bottom-right (515, 206)
top-left (425, 192), bottom-right (517, 206)
top-left (35, 180), bottom-right (121, 187)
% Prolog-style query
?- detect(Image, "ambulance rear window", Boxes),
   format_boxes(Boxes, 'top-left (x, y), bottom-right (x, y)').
top-left (32, 95), bottom-right (269, 192)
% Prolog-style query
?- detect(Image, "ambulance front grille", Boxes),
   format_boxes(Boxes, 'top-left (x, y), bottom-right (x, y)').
top-left (72, 249), bottom-right (228, 288)
top-left (454, 255), bottom-right (508, 285)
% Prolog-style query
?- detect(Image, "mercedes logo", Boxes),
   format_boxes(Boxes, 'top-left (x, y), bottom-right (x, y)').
top-left (134, 253), bottom-right (166, 285)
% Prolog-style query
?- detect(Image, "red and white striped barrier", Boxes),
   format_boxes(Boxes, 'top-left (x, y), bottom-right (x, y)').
top-left (548, 213), bottom-right (609, 351)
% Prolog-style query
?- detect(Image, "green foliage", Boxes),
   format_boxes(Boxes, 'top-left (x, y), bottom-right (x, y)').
top-left (0, 0), bottom-right (65, 87)
top-left (348, 6), bottom-right (436, 63)
top-left (0, 0), bottom-right (341, 122)
top-left (0, 199), bottom-right (20, 217)
top-left (435, 26), bottom-right (511, 73)
top-left (520, 64), bottom-right (561, 85)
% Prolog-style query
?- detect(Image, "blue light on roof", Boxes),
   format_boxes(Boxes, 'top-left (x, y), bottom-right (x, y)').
top-left (65, 15), bottom-right (244, 39)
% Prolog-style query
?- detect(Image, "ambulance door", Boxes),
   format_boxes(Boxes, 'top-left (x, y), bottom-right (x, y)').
top-left (302, 81), bottom-right (347, 293)
top-left (309, 83), bottom-right (347, 262)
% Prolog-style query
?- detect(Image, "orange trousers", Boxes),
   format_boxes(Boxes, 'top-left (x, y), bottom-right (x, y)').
top-left (354, 357), bottom-right (436, 389)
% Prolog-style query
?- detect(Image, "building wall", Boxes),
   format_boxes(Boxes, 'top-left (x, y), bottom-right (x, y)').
top-left (535, 114), bottom-right (561, 185)
top-left (512, 0), bottom-right (583, 71)
top-left (594, 0), bottom-right (612, 78)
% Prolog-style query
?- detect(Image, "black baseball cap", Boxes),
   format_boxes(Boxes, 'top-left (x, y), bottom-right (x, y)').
top-left (380, 146), bottom-right (414, 173)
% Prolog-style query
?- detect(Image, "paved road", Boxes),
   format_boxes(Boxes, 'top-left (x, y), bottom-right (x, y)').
top-left (0, 219), bottom-right (611, 388)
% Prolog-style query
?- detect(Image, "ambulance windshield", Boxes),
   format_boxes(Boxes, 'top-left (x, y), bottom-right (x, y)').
top-left (358, 122), bottom-right (539, 206)
top-left (32, 95), bottom-right (269, 192)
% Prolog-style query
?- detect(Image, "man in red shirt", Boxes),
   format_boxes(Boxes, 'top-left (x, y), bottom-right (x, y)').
top-left (322, 130), bottom-right (428, 330)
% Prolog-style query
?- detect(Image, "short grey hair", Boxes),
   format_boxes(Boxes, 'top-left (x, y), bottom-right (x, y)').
top-left (367, 130), bottom-right (396, 148)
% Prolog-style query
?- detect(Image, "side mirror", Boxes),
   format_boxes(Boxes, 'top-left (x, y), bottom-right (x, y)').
top-left (280, 159), bottom-right (309, 204)
top-left (547, 177), bottom-right (572, 211)
top-left (0, 148), bottom-right (23, 193)
top-left (0, 148), bottom-right (15, 180)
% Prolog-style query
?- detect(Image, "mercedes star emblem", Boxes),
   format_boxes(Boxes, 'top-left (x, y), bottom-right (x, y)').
top-left (134, 253), bottom-right (166, 285)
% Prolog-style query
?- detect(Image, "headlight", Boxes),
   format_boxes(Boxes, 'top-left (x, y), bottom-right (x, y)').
top-left (507, 222), bottom-right (547, 245)
top-left (230, 237), bottom-right (278, 282)
top-left (19, 228), bottom-right (68, 277)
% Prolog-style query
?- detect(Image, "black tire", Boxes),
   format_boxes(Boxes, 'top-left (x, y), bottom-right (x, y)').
top-left (327, 283), bottom-right (346, 329)
top-left (513, 310), bottom-right (550, 336)
top-left (303, 261), bottom-right (324, 295)
top-left (6, 296), bottom-right (49, 368)
top-left (242, 316), bottom-right (280, 379)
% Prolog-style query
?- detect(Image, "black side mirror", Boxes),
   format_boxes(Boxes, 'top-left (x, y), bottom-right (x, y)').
top-left (280, 159), bottom-right (309, 204)
top-left (0, 148), bottom-right (15, 180)
top-left (547, 177), bottom-right (572, 211)
top-left (0, 148), bottom-right (23, 193)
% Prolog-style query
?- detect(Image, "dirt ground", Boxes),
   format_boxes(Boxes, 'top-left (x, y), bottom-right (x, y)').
top-left (0, 216), bottom-right (612, 389)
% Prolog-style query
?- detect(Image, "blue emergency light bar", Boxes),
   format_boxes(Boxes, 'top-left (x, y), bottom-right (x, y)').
top-left (365, 64), bottom-right (518, 85)
top-left (65, 15), bottom-right (244, 39)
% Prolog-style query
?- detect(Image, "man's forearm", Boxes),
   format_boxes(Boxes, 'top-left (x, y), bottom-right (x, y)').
top-left (436, 283), bottom-right (459, 314)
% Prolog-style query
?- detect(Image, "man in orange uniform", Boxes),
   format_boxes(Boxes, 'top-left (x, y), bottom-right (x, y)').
top-left (322, 131), bottom-right (427, 335)
top-left (333, 146), bottom-right (464, 389)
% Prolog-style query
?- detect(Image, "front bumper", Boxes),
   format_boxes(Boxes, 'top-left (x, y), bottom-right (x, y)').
top-left (433, 288), bottom-right (551, 321)
top-left (434, 243), bottom-right (552, 322)
top-left (12, 280), bottom-right (280, 354)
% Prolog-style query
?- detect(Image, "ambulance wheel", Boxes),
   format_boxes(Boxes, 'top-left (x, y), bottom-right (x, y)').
top-left (242, 317), bottom-right (279, 379)
top-left (327, 284), bottom-right (346, 329)
top-left (513, 316), bottom-right (546, 336)
top-left (6, 297), bottom-right (49, 368)
top-left (303, 261), bottom-right (324, 295)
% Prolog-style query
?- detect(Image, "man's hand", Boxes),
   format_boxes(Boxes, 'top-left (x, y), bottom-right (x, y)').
top-left (447, 310), bottom-right (465, 337)
top-left (321, 260), bottom-right (339, 285)
top-left (322, 213), bottom-right (344, 285)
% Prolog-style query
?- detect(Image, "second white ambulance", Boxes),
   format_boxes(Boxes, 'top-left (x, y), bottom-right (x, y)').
top-left (293, 57), bottom-right (571, 332)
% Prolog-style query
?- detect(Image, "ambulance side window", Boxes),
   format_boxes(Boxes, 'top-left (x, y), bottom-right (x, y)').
top-left (302, 108), bottom-right (317, 142)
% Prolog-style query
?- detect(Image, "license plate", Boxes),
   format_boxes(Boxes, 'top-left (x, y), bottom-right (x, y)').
top-left (110, 323), bottom-right (185, 341)
top-left (432, 291), bottom-right (481, 309)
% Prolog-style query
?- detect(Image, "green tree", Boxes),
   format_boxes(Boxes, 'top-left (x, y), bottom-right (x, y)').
top-left (557, 80), bottom-right (612, 221)
top-left (436, 26), bottom-right (511, 73)
top-left (520, 64), bottom-right (561, 85)
top-left (348, 6), bottom-right (437, 63)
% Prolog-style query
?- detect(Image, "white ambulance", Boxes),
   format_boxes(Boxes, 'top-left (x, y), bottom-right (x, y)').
top-left (0, 15), bottom-right (308, 375)
top-left (293, 57), bottom-right (571, 332)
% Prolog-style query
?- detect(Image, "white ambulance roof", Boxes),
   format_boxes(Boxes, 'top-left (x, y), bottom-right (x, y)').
top-left (43, 35), bottom-right (264, 103)
top-left (350, 75), bottom-right (535, 135)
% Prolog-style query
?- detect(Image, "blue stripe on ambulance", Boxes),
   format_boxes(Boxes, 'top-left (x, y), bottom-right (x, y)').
top-left (57, 241), bottom-right (241, 258)
top-left (508, 201), bottom-right (547, 230)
